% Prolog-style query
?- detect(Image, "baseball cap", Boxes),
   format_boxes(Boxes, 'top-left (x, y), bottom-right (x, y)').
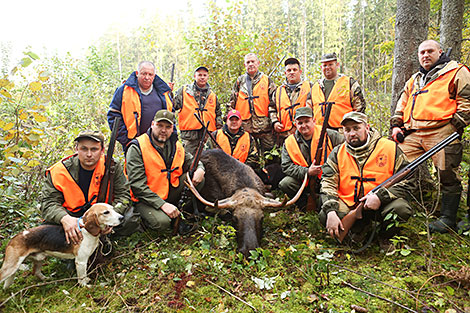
top-left (341, 111), bottom-right (368, 125)
top-left (195, 66), bottom-right (209, 72)
top-left (227, 109), bottom-right (241, 120)
top-left (294, 107), bottom-right (313, 120)
top-left (154, 110), bottom-right (175, 124)
top-left (284, 57), bottom-right (300, 66)
top-left (74, 130), bottom-right (105, 144)
top-left (320, 52), bottom-right (338, 63)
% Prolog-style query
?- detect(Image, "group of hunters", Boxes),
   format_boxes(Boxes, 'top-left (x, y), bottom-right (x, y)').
top-left (40, 39), bottom-right (470, 252)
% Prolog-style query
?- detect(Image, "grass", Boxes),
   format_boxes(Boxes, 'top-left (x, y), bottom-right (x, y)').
top-left (0, 202), bottom-right (470, 312)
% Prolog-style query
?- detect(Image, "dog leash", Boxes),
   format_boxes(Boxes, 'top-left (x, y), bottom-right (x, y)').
top-left (77, 217), bottom-right (83, 232)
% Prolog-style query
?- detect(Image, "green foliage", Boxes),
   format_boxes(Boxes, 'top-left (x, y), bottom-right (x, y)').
top-left (188, 0), bottom-right (287, 104)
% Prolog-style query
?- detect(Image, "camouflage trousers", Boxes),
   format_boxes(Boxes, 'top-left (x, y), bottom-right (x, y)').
top-left (135, 174), bottom-right (205, 234)
top-left (319, 198), bottom-right (412, 239)
top-left (399, 123), bottom-right (462, 195)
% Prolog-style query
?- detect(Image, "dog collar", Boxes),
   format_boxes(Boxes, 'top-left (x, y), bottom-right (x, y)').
top-left (77, 217), bottom-right (83, 232)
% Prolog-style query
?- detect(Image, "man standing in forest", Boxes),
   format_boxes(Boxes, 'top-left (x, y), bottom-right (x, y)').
top-left (307, 53), bottom-right (366, 131)
top-left (230, 53), bottom-right (277, 156)
top-left (41, 131), bottom-right (132, 245)
top-left (269, 57), bottom-right (312, 146)
top-left (126, 110), bottom-right (205, 234)
top-left (107, 61), bottom-right (174, 151)
top-left (391, 39), bottom-right (470, 233)
top-left (173, 66), bottom-right (222, 156)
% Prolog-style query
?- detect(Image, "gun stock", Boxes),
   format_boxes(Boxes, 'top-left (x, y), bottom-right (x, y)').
top-left (336, 132), bottom-right (459, 242)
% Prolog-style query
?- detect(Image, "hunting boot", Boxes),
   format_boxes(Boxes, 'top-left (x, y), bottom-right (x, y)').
top-left (429, 193), bottom-right (460, 233)
top-left (457, 212), bottom-right (470, 232)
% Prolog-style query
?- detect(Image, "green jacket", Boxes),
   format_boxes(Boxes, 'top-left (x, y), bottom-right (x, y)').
top-left (320, 129), bottom-right (412, 215)
top-left (40, 155), bottom-right (130, 224)
top-left (281, 129), bottom-right (344, 182)
top-left (126, 132), bottom-right (204, 209)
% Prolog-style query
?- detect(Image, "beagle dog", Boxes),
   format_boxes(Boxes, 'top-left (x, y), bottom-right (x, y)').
top-left (0, 203), bottom-right (123, 288)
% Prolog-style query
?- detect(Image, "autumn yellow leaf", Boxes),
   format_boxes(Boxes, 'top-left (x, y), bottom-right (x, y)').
top-left (29, 81), bottom-right (42, 92)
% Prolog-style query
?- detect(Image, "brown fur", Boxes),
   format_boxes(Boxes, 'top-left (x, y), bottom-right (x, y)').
top-left (0, 203), bottom-right (122, 288)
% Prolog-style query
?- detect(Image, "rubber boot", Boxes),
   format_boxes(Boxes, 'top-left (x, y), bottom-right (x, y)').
top-left (457, 212), bottom-right (470, 232)
top-left (429, 193), bottom-right (460, 233)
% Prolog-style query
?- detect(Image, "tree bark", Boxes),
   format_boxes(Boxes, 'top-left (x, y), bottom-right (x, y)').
top-left (390, 0), bottom-right (430, 114)
top-left (440, 0), bottom-right (464, 62)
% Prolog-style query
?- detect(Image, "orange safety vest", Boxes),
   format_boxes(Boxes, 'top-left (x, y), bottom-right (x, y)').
top-left (47, 154), bottom-right (106, 215)
top-left (215, 129), bottom-right (251, 163)
top-left (236, 74), bottom-right (270, 120)
top-left (275, 81), bottom-right (310, 132)
top-left (136, 134), bottom-right (184, 200)
top-left (121, 86), bottom-right (173, 140)
top-left (337, 138), bottom-right (396, 207)
top-left (311, 76), bottom-right (351, 128)
top-left (403, 65), bottom-right (465, 122)
top-left (179, 86), bottom-right (217, 131)
top-left (284, 125), bottom-right (333, 178)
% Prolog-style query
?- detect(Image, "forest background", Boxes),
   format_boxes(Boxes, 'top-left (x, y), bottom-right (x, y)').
top-left (1, 0), bottom-right (470, 312)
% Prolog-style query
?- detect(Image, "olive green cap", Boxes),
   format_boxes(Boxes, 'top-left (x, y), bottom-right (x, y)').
top-left (294, 106), bottom-right (313, 120)
top-left (154, 110), bottom-right (175, 125)
top-left (74, 130), bottom-right (105, 144)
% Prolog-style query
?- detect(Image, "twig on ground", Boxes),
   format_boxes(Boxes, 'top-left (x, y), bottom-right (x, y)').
top-left (329, 263), bottom-right (430, 308)
top-left (0, 277), bottom-right (79, 308)
top-left (416, 274), bottom-right (443, 309)
top-left (342, 281), bottom-right (418, 313)
top-left (204, 278), bottom-right (257, 312)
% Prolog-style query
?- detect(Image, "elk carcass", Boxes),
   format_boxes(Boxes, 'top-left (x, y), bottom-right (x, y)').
top-left (186, 149), bottom-right (306, 257)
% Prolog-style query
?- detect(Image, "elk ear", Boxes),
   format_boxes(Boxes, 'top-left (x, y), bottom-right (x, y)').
top-left (84, 211), bottom-right (101, 236)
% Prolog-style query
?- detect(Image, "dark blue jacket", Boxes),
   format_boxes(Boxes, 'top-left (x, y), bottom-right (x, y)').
top-left (107, 71), bottom-right (173, 149)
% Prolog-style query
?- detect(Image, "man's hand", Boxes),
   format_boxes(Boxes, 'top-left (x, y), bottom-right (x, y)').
top-left (391, 127), bottom-right (404, 143)
top-left (160, 202), bottom-right (181, 219)
top-left (60, 215), bottom-right (82, 245)
top-left (191, 168), bottom-right (205, 186)
top-left (307, 161), bottom-right (322, 177)
top-left (359, 193), bottom-right (381, 211)
top-left (326, 211), bottom-right (344, 239)
top-left (168, 82), bottom-right (175, 91)
top-left (273, 122), bottom-right (284, 133)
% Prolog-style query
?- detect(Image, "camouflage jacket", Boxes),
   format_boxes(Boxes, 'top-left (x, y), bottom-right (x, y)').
top-left (391, 60), bottom-right (470, 132)
top-left (229, 71), bottom-right (277, 133)
top-left (306, 74), bottom-right (366, 114)
top-left (269, 80), bottom-right (314, 125)
top-left (174, 82), bottom-right (223, 140)
top-left (320, 129), bottom-right (411, 215)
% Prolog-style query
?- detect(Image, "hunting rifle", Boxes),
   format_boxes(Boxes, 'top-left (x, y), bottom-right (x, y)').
top-left (193, 113), bottom-right (222, 149)
top-left (170, 63), bottom-right (175, 83)
top-left (173, 121), bottom-right (210, 234)
top-left (268, 54), bottom-right (287, 77)
top-left (97, 116), bottom-right (121, 204)
top-left (307, 101), bottom-right (334, 212)
top-left (337, 131), bottom-right (459, 243)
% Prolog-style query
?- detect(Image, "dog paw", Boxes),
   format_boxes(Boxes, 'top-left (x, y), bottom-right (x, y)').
top-left (78, 277), bottom-right (91, 287)
top-left (35, 272), bottom-right (47, 281)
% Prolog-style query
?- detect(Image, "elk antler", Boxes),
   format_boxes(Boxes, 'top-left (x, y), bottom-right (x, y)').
top-left (185, 176), bottom-right (235, 209)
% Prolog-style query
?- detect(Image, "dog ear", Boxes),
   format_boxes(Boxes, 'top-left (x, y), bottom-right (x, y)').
top-left (84, 211), bottom-right (101, 236)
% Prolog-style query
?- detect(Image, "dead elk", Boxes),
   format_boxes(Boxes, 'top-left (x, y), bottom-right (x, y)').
top-left (186, 149), bottom-right (307, 257)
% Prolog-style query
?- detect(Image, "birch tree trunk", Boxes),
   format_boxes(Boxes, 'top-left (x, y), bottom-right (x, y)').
top-left (440, 0), bottom-right (464, 62)
top-left (390, 0), bottom-right (430, 114)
